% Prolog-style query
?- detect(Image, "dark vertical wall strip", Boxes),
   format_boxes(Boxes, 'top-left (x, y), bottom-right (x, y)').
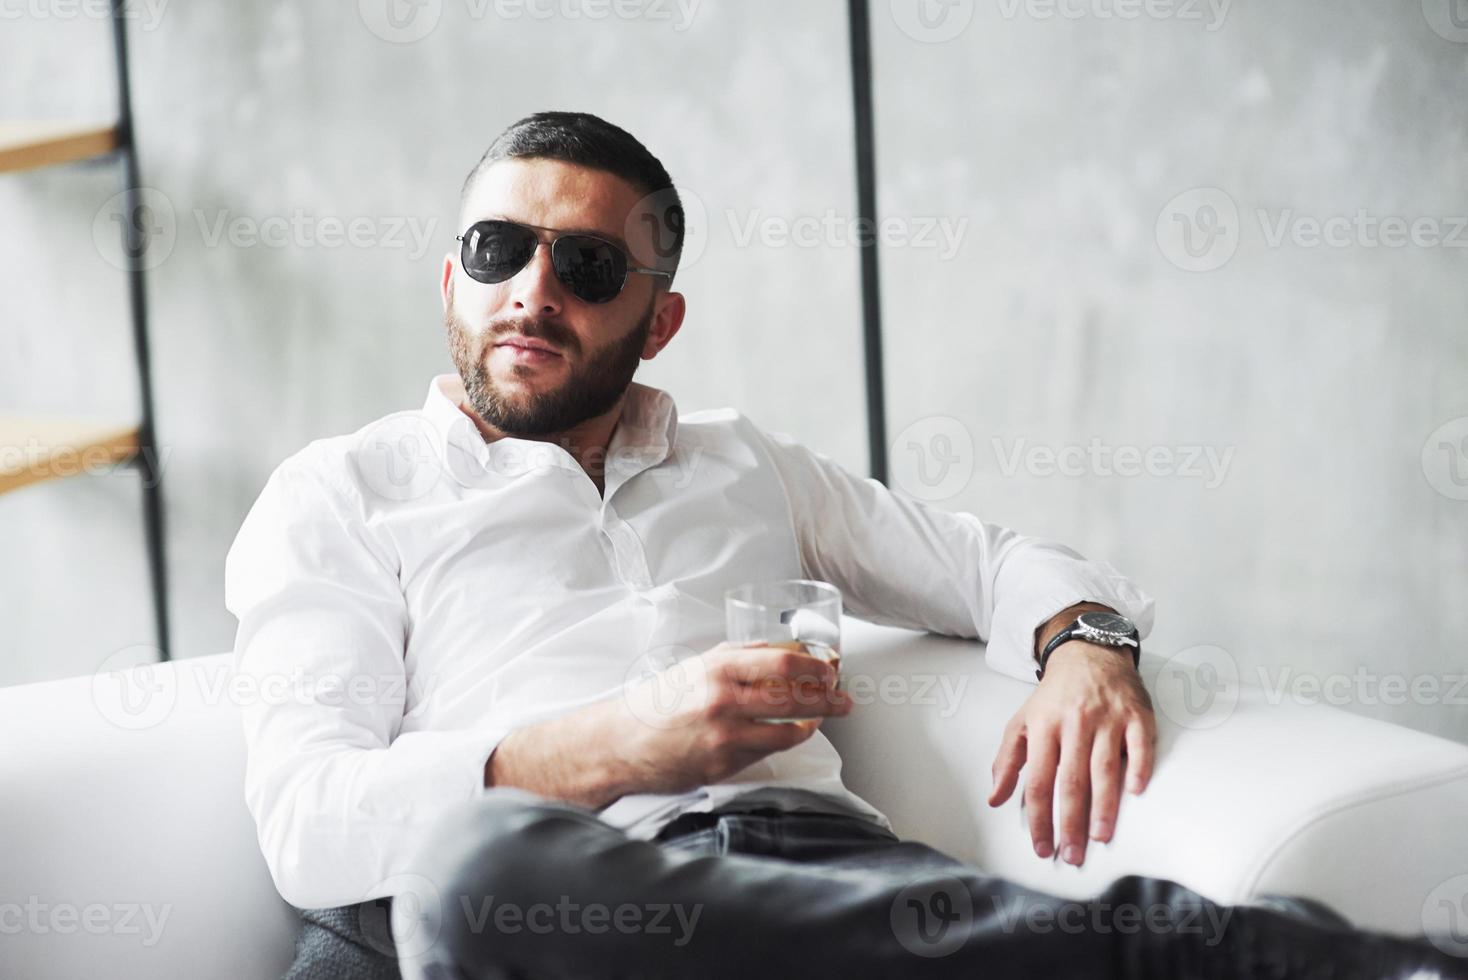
top-left (113, 0), bottom-right (172, 661)
top-left (847, 0), bottom-right (889, 483)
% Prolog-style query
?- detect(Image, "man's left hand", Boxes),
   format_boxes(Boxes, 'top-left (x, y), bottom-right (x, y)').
top-left (986, 641), bottom-right (1156, 866)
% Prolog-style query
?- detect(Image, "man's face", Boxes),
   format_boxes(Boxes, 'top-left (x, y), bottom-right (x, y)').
top-left (442, 158), bottom-right (683, 438)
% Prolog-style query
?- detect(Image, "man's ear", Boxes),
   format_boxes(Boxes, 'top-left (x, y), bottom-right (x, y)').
top-left (642, 290), bottom-right (686, 360)
top-left (440, 254), bottom-right (455, 312)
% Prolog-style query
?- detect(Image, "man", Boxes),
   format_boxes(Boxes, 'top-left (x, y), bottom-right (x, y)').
top-left (225, 112), bottom-right (1461, 979)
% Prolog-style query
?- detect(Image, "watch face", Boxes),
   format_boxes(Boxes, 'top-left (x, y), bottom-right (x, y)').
top-left (1078, 611), bottom-right (1134, 637)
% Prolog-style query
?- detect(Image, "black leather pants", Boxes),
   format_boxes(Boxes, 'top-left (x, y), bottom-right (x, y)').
top-left (398, 790), bottom-right (1466, 980)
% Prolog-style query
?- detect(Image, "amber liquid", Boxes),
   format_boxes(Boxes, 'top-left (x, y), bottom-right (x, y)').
top-left (758, 640), bottom-right (841, 724)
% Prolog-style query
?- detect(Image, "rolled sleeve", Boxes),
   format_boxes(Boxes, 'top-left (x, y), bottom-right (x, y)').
top-left (224, 447), bottom-right (508, 910)
top-left (986, 548), bottom-right (1156, 683)
top-left (748, 423), bottom-right (1156, 685)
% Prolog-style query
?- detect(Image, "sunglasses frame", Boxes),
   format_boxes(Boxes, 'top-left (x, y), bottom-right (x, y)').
top-left (455, 218), bottom-right (673, 304)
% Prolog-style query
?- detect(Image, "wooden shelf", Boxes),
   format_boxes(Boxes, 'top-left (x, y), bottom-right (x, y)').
top-left (0, 416), bottom-right (140, 496)
top-left (0, 122), bottom-right (118, 174)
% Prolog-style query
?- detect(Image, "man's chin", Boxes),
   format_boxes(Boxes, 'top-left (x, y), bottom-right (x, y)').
top-left (486, 370), bottom-right (565, 405)
top-left (473, 384), bottom-right (564, 436)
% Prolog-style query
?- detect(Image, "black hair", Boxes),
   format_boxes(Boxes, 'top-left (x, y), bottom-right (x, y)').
top-left (462, 111), bottom-right (685, 283)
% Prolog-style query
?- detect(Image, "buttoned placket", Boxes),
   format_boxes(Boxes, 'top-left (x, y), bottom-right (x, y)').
top-left (442, 405), bottom-right (685, 659)
top-left (598, 423), bottom-right (684, 659)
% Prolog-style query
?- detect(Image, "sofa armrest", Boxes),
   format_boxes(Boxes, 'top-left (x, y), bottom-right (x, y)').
top-left (824, 618), bottom-right (1468, 937)
top-left (0, 653), bottom-right (295, 980)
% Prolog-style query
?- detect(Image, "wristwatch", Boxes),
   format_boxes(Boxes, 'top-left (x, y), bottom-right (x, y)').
top-left (1035, 610), bottom-right (1141, 681)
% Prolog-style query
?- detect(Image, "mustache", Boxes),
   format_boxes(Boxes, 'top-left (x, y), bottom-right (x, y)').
top-left (486, 316), bottom-right (579, 356)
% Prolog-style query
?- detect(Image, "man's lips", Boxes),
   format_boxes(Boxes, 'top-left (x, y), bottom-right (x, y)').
top-left (493, 335), bottom-right (563, 357)
top-left (492, 335), bottom-right (566, 368)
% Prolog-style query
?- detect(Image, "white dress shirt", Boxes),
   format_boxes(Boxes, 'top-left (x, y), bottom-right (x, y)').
top-left (225, 373), bottom-right (1155, 910)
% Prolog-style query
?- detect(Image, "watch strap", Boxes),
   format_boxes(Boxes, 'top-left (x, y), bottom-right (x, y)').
top-left (1035, 618), bottom-right (1141, 681)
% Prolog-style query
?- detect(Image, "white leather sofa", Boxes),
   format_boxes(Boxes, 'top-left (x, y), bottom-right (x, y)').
top-left (3, 619), bottom-right (1467, 979)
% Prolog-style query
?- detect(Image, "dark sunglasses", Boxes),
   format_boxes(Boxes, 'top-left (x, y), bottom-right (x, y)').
top-left (456, 219), bottom-right (672, 304)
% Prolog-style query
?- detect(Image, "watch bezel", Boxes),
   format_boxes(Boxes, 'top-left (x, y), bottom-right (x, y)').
top-left (1075, 611), bottom-right (1138, 643)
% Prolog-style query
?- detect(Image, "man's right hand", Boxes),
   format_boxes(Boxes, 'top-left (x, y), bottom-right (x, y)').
top-left (485, 642), bottom-right (850, 808)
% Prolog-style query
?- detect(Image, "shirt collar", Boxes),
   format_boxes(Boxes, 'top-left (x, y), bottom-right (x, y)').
top-left (421, 373), bottom-right (680, 484)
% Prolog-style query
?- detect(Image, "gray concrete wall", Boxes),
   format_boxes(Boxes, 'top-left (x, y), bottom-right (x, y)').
top-left (3, 2), bottom-right (1465, 746)
top-left (874, 1), bottom-right (1468, 743)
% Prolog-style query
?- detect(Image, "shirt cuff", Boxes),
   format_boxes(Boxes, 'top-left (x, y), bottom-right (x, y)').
top-left (985, 558), bottom-right (1156, 685)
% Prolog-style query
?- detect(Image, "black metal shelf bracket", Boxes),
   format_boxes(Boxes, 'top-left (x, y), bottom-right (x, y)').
top-left (111, 0), bottom-right (172, 662)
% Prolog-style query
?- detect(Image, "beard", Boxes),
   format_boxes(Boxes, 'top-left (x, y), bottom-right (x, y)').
top-left (443, 286), bottom-right (654, 438)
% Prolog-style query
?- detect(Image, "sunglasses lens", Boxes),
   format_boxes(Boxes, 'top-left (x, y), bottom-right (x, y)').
top-left (461, 221), bottom-right (537, 284)
top-left (552, 236), bottom-right (628, 304)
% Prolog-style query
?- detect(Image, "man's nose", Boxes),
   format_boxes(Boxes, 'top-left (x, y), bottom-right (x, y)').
top-left (507, 243), bottom-right (565, 318)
